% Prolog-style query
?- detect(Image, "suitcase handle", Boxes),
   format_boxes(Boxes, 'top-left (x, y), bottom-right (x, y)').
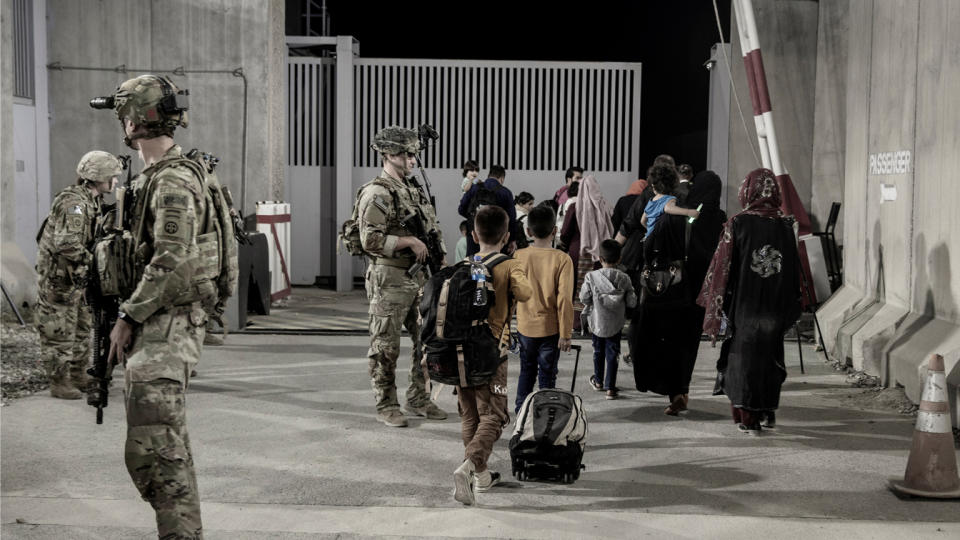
top-left (569, 344), bottom-right (581, 393)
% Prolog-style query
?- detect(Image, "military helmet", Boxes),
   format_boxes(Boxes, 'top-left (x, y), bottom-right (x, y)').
top-left (76, 151), bottom-right (123, 185)
top-left (112, 75), bottom-right (189, 132)
top-left (370, 126), bottom-right (420, 155)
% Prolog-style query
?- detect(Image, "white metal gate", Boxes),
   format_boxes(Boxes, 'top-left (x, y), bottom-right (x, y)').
top-left (286, 54), bottom-right (642, 286)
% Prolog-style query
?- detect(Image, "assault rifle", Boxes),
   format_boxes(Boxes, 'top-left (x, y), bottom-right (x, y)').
top-left (403, 208), bottom-right (444, 278)
top-left (403, 124), bottom-right (444, 277)
top-left (85, 154), bottom-right (132, 424)
top-left (86, 257), bottom-right (117, 424)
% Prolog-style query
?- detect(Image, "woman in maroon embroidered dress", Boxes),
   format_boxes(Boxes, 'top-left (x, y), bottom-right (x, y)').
top-left (697, 168), bottom-right (802, 434)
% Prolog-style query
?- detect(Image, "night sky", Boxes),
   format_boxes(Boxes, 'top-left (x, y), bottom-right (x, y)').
top-left (287, 1), bottom-right (733, 174)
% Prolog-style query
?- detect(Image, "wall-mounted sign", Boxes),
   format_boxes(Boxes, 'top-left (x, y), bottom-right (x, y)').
top-left (869, 150), bottom-right (911, 175)
top-left (880, 183), bottom-right (898, 203)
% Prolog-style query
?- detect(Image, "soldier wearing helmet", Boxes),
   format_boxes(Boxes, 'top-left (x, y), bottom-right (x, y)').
top-left (35, 150), bottom-right (122, 399)
top-left (356, 125), bottom-right (447, 427)
top-left (92, 74), bottom-right (205, 539)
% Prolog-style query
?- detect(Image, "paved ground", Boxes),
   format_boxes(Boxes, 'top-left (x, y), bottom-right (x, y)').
top-left (244, 288), bottom-right (369, 333)
top-left (2, 331), bottom-right (959, 538)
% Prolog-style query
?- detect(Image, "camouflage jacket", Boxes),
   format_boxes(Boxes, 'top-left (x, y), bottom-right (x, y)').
top-left (36, 184), bottom-right (101, 288)
top-left (357, 170), bottom-right (444, 265)
top-left (119, 144), bottom-right (208, 324)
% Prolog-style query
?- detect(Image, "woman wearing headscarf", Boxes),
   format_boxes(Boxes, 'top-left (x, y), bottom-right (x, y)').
top-left (612, 179), bottom-right (648, 233)
top-left (627, 166), bottom-right (705, 415)
top-left (673, 171), bottom-right (727, 403)
top-left (698, 168), bottom-right (802, 435)
top-left (561, 175), bottom-right (614, 332)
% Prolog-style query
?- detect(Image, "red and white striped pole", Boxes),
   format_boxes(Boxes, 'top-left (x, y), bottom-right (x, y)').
top-left (732, 0), bottom-right (817, 304)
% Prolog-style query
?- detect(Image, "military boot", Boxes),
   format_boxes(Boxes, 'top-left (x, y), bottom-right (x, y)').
top-left (49, 371), bottom-right (83, 400)
top-left (405, 401), bottom-right (448, 420)
top-left (68, 362), bottom-right (90, 393)
top-left (377, 409), bottom-right (408, 427)
top-left (204, 332), bottom-right (224, 346)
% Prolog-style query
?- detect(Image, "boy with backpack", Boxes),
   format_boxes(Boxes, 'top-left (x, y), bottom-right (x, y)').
top-left (451, 206), bottom-right (531, 505)
top-left (512, 205), bottom-right (574, 413)
top-left (580, 239), bottom-right (636, 399)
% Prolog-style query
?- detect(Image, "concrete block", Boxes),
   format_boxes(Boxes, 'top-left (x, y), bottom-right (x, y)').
top-left (850, 302), bottom-right (909, 376)
top-left (836, 299), bottom-right (883, 368)
top-left (816, 284), bottom-right (866, 361)
top-left (0, 241), bottom-right (37, 307)
top-left (884, 314), bottom-right (960, 428)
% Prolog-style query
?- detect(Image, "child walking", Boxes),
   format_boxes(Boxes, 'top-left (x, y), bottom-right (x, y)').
top-left (513, 205), bottom-right (575, 412)
top-left (454, 206), bottom-right (532, 505)
top-left (641, 164), bottom-right (699, 238)
top-left (580, 240), bottom-right (636, 399)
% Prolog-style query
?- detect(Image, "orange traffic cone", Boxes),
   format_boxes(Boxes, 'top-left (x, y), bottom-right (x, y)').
top-left (888, 354), bottom-right (960, 498)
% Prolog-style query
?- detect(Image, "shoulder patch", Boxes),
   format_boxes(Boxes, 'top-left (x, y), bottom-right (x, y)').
top-left (70, 205), bottom-right (83, 215)
top-left (161, 193), bottom-right (189, 209)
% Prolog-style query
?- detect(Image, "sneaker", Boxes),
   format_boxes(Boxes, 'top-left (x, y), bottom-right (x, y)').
top-left (605, 388), bottom-right (619, 400)
top-left (760, 411), bottom-right (776, 429)
top-left (376, 409), bottom-right (408, 427)
top-left (475, 470), bottom-right (502, 492)
top-left (453, 460), bottom-right (476, 505)
top-left (737, 423), bottom-right (762, 436)
top-left (404, 402), bottom-right (447, 420)
top-left (589, 375), bottom-right (603, 391)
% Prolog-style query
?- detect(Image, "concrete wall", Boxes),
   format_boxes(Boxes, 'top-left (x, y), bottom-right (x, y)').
top-left (10, 0), bottom-right (50, 270)
top-left (1, 0), bottom-right (13, 244)
top-left (726, 0), bottom-right (818, 221)
top-left (0, 0), bottom-right (37, 309)
top-left (46, 0), bottom-right (285, 216)
top-left (810, 0), bottom-right (849, 239)
top-left (816, 0), bottom-right (960, 427)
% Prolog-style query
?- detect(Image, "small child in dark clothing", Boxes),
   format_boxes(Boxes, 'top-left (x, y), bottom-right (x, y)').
top-left (579, 240), bottom-right (636, 399)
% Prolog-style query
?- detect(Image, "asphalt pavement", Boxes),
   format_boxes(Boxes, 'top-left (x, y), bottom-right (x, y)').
top-left (2, 334), bottom-right (958, 539)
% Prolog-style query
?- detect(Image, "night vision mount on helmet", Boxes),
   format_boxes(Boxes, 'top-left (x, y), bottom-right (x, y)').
top-left (90, 74), bottom-right (190, 146)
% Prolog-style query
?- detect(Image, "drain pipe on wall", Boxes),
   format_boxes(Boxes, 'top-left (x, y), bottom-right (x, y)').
top-left (46, 63), bottom-right (249, 213)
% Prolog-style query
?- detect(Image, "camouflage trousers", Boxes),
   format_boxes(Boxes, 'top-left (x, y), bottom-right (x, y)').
top-left (34, 281), bottom-right (91, 385)
top-left (124, 305), bottom-right (206, 540)
top-left (365, 264), bottom-right (430, 412)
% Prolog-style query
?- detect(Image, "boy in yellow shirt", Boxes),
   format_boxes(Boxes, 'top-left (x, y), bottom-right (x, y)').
top-left (512, 205), bottom-right (575, 413)
top-left (454, 206), bottom-right (532, 505)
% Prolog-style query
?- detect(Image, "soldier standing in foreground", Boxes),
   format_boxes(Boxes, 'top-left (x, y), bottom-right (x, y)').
top-left (93, 74), bottom-right (221, 540)
top-left (357, 126), bottom-right (447, 427)
top-left (35, 151), bottom-right (122, 399)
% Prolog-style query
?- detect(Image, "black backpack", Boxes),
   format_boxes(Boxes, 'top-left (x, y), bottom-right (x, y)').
top-left (466, 184), bottom-right (503, 223)
top-left (420, 253), bottom-right (511, 387)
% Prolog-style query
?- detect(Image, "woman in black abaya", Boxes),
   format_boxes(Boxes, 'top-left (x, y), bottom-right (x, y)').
top-left (629, 167), bottom-right (727, 415)
top-left (697, 168), bottom-right (802, 435)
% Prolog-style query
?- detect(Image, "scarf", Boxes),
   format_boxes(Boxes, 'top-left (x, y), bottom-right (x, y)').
top-left (697, 168), bottom-right (784, 337)
top-left (626, 179), bottom-right (648, 196)
top-left (575, 175), bottom-right (614, 262)
top-left (685, 170), bottom-right (722, 211)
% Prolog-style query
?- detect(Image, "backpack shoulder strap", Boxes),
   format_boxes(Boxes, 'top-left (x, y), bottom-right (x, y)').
top-left (481, 252), bottom-right (509, 270)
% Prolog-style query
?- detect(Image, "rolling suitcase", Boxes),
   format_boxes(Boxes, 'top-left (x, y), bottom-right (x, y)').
top-left (509, 344), bottom-right (587, 484)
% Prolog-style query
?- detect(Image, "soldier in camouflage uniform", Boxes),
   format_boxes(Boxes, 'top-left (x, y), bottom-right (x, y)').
top-left (96, 75), bottom-right (206, 540)
top-left (35, 151), bottom-right (122, 399)
top-left (358, 126), bottom-right (447, 427)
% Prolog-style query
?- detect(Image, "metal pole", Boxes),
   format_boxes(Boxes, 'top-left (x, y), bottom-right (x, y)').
top-left (732, 0), bottom-right (818, 305)
top-left (1, 283), bottom-right (26, 326)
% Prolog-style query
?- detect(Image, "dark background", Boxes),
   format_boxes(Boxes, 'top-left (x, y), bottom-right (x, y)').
top-left (286, 1), bottom-right (732, 174)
